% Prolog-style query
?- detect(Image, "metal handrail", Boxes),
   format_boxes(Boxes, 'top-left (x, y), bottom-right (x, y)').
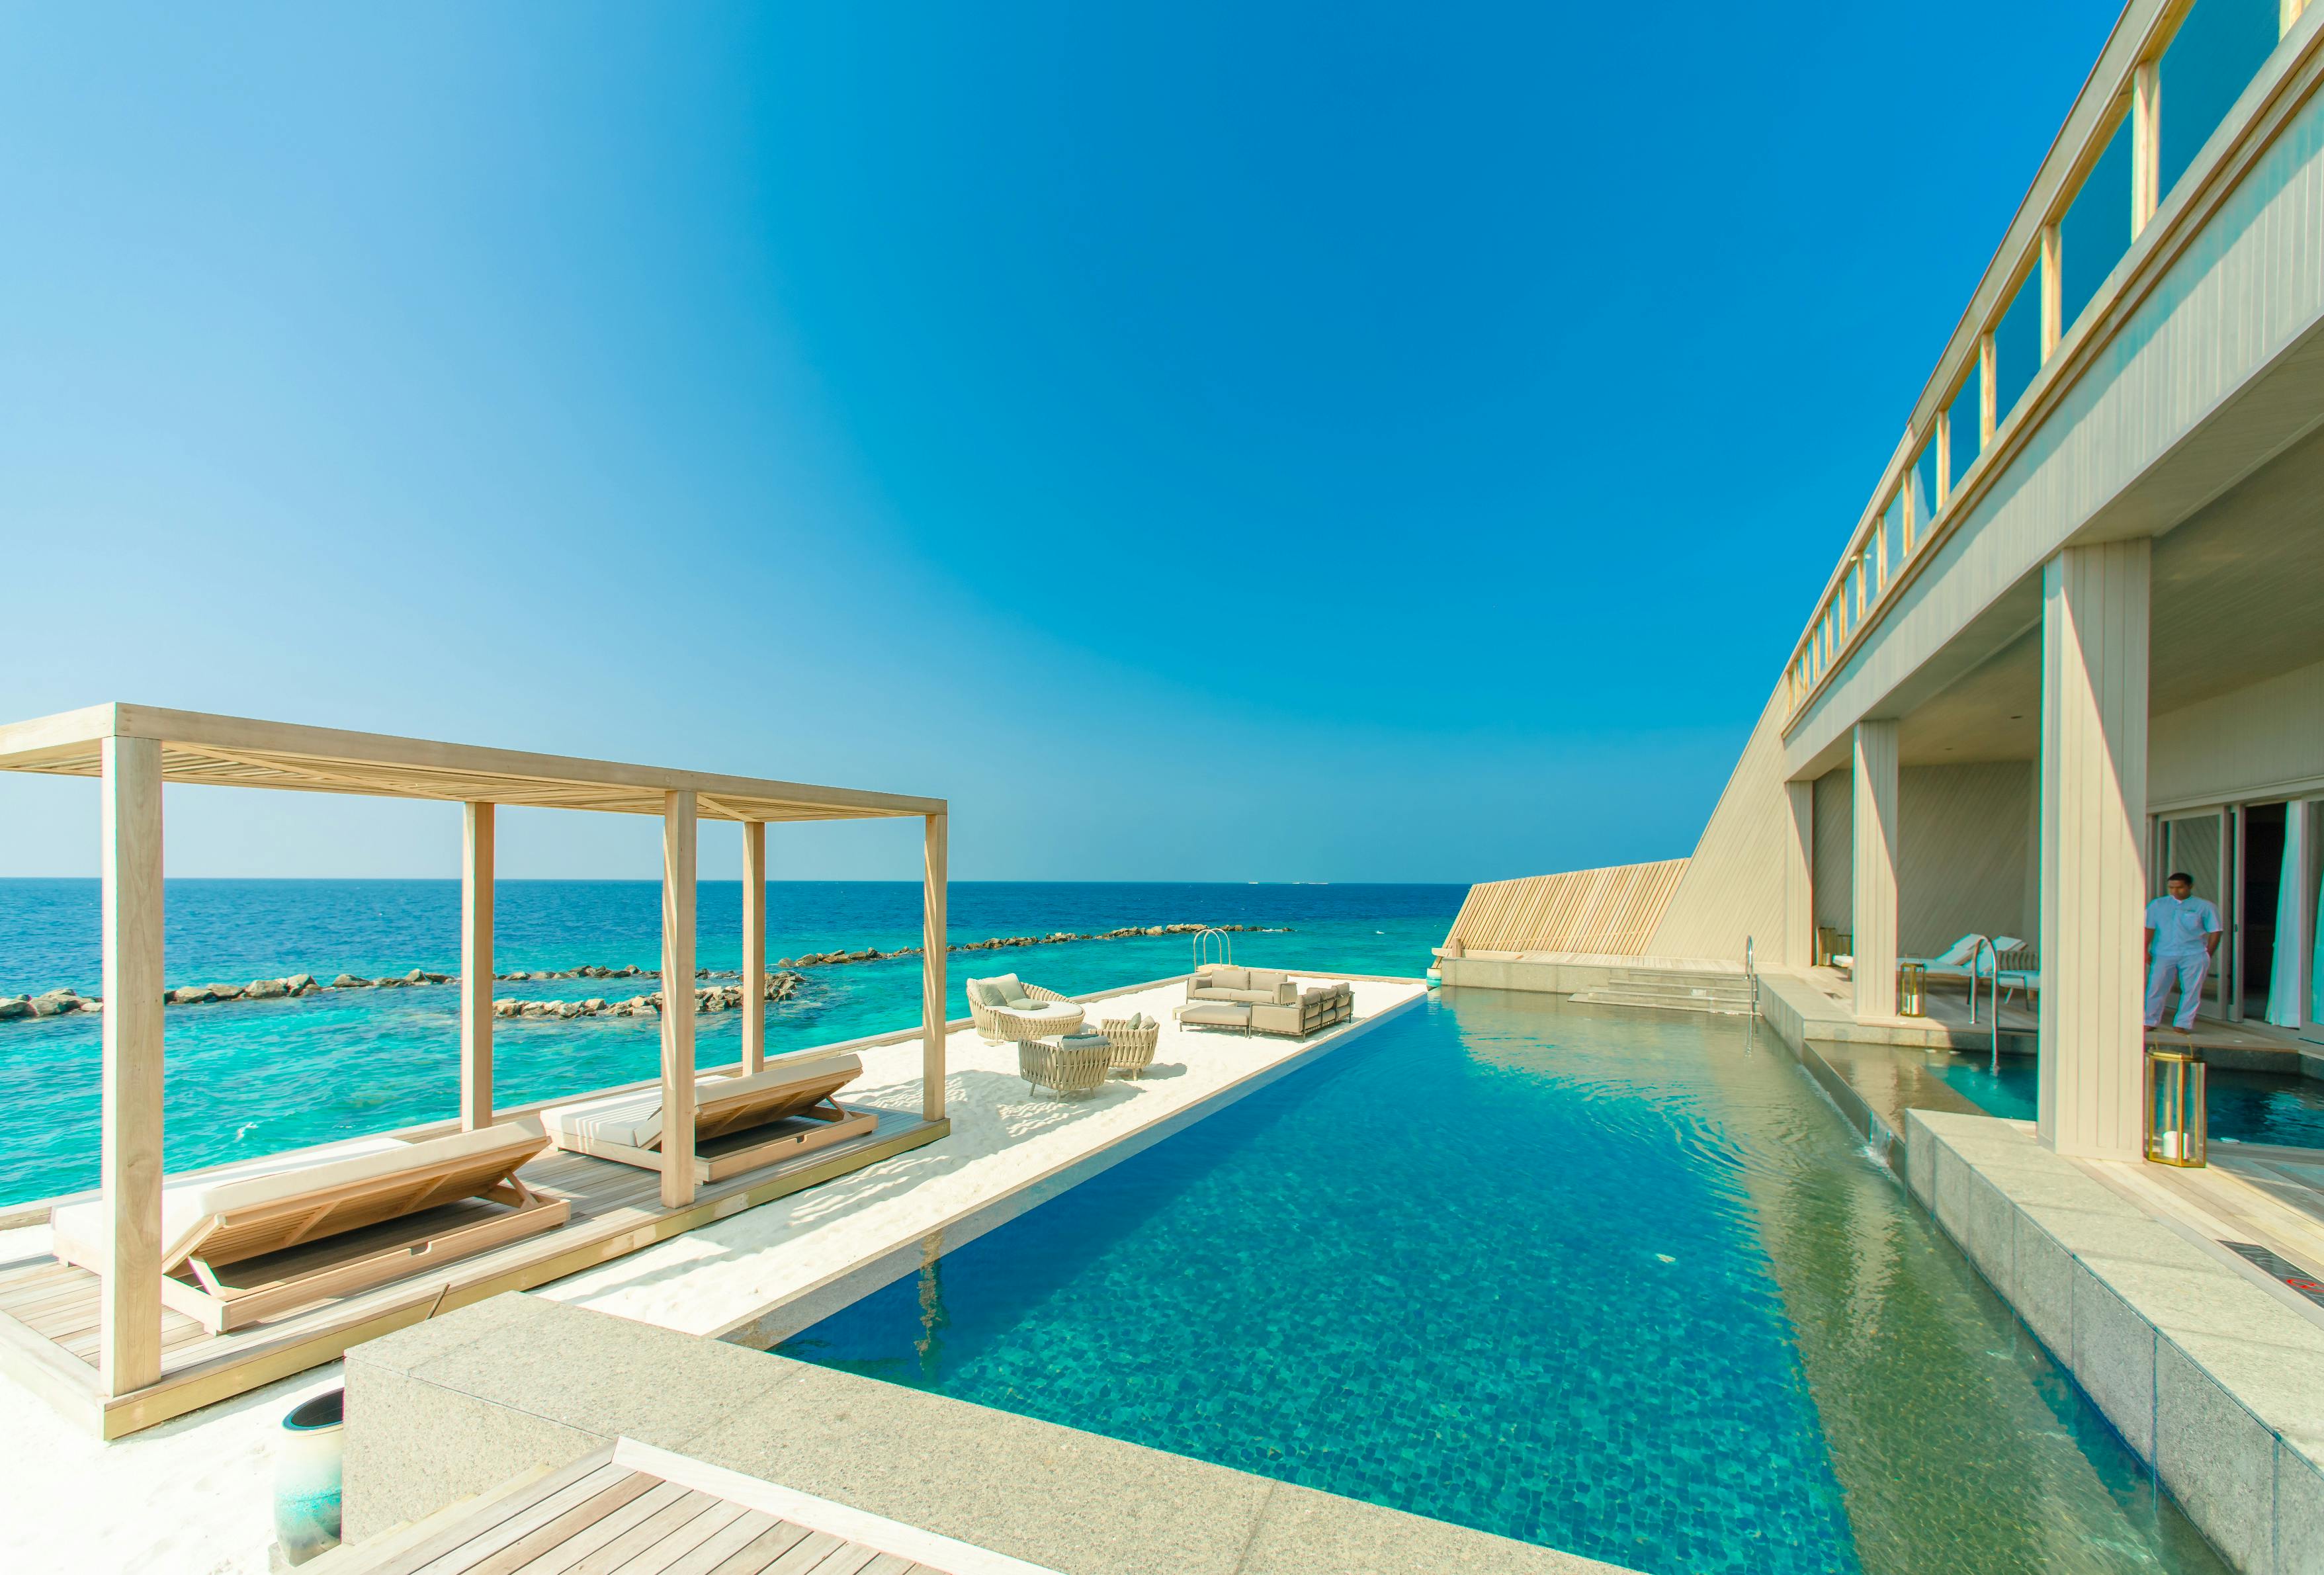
top-left (1744, 935), bottom-right (1760, 1018)
top-left (1965, 934), bottom-right (2002, 1072)
top-left (1191, 927), bottom-right (1234, 971)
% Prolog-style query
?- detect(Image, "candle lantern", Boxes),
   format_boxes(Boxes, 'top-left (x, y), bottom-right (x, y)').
top-left (2144, 1048), bottom-right (2206, 1168)
top-left (1897, 962), bottom-right (1926, 1017)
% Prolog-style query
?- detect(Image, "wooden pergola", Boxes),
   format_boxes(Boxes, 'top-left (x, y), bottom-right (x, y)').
top-left (0, 702), bottom-right (949, 1403)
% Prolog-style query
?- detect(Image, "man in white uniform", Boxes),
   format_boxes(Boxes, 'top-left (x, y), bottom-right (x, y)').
top-left (2144, 873), bottom-right (2223, 1034)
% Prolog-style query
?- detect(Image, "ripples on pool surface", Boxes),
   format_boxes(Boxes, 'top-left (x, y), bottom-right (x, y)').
top-left (779, 989), bottom-right (2228, 1575)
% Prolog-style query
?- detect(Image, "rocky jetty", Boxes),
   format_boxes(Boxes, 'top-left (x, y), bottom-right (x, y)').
top-left (0, 988), bottom-right (104, 1019)
top-left (1, 922), bottom-right (1287, 1022)
top-left (494, 972), bottom-right (804, 1021)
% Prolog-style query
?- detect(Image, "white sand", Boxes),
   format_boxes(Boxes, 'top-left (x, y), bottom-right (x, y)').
top-left (0, 1355), bottom-right (342, 1575)
top-left (0, 974), bottom-right (1420, 1572)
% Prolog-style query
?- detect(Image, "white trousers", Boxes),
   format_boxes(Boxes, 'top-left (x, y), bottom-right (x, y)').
top-left (2144, 952), bottom-right (2210, 1031)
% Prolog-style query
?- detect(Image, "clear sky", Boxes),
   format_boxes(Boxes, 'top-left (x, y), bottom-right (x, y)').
top-left (0, 3), bottom-right (2123, 883)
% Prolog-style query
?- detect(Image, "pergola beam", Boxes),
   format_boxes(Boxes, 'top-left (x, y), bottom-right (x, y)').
top-left (100, 735), bottom-right (165, 1398)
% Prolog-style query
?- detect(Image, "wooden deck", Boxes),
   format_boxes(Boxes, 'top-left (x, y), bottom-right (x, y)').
top-left (313, 1438), bottom-right (1057, 1575)
top-left (0, 1106), bottom-right (943, 1439)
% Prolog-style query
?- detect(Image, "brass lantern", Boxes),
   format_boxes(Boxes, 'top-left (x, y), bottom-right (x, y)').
top-left (2145, 1048), bottom-right (2206, 1168)
top-left (1897, 962), bottom-right (1926, 1017)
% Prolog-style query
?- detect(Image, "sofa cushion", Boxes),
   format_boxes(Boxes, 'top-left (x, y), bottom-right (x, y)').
top-left (969, 974), bottom-right (1023, 1009)
top-left (1204, 966), bottom-right (1249, 992)
top-left (1246, 969), bottom-right (1286, 996)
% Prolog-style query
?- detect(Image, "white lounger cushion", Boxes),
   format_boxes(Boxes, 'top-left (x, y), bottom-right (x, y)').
top-left (52, 1124), bottom-right (541, 1271)
top-left (540, 1052), bottom-right (861, 1152)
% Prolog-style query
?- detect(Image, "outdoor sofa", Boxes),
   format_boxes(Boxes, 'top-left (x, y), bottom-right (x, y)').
top-left (1176, 966), bottom-right (1353, 1037)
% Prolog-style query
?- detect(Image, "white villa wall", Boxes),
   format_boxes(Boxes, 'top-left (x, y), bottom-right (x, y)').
top-left (1643, 687), bottom-right (1791, 963)
top-left (2152, 654), bottom-right (2324, 809)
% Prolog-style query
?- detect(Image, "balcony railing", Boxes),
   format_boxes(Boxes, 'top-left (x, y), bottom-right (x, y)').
top-left (1783, 0), bottom-right (2318, 726)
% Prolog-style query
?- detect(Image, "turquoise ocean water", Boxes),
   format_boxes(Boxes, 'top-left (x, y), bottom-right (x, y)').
top-left (0, 879), bottom-right (1457, 1206)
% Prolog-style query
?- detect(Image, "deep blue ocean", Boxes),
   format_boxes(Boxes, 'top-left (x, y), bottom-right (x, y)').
top-left (0, 879), bottom-right (1458, 1206)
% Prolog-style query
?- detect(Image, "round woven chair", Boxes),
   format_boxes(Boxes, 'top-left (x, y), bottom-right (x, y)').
top-left (1099, 1016), bottom-right (1160, 1077)
top-left (986, 997), bottom-right (1086, 1044)
top-left (1019, 1033), bottom-right (1112, 1098)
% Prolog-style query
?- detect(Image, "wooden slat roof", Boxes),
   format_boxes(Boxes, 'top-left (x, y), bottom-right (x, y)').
top-left (0, 704), bottom-right (942, 822)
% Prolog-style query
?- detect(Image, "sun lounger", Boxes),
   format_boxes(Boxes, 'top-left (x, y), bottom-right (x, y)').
top-left (51, 1124), bottom-right (570, 1334)
top-left (540, 1052), bottom-right (873, 1184)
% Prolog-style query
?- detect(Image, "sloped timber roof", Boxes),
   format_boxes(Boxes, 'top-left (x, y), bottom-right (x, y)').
top-left (1443, 859), bottom-right (1690, 957)
top-left (0, 703), bottom-right (943, 822)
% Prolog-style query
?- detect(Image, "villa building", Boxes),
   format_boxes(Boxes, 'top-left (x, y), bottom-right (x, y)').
top-left (1443, 0), bottom-right (2324, 1159)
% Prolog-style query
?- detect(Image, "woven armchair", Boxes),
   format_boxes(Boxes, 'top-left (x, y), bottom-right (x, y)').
top-left (1099, 1015), bottom-right (1160, 1077)
top-left (1019, 1034), bottom-right (1111, 1097)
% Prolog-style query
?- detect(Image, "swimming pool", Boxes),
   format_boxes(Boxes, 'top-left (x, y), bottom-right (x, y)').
top-left (777, 989), bottom-right (2227, 1574)
top-left (1936, 1052), bottom-right (2324, 1150)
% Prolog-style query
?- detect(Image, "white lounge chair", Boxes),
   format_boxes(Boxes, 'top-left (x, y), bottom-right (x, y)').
top-left (540, 1052), bottom-right (873, 1185)
top-left (51, 1124), bottom-right (570, 1333)
top-left (1902, 934), bottom-right (2030, 1005)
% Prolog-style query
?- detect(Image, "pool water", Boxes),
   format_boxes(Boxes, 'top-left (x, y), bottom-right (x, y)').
top-left (1937, 1053), bottom-right (2324, 1150)
top-left (778, 990), bottom-right (2227, 1574)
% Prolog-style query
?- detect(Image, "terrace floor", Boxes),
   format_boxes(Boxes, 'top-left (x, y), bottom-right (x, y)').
top-left (0, 970), bottom-right (1423, 1575)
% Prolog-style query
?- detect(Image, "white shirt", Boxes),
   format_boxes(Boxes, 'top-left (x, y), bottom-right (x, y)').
top-left (2145, 894), bottom-right (2221, 958)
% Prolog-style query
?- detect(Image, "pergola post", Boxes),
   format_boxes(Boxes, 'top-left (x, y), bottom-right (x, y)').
top-left (1852, 719), bottom-right (1901, 1019)
top-left (101, 734), bottom-right (165, 1398)
top-left (460, 802), bottom-right (495, 1129)
top-left (660, 790), bottom-right (699, 1207)
top-left (922, 812), bottom-right (948, 1123)
top-left (741, 821), bottom-right (767, 1076)
top-left (2039, 540), bottom-right (2151, 1158)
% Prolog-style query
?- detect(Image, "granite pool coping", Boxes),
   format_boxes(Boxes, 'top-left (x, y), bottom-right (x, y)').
top-left (343, 1294), bottom-right (1641, 1575)
top-left (1905, 1107), bottom-right (2324, 1575)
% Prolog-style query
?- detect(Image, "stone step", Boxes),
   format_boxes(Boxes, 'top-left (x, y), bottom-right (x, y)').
top-left (1570, 986), bottom-right (1757, 1017)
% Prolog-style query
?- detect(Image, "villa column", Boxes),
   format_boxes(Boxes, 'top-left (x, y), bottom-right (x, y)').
top-left (922, 813), bottom-right (948, 1123)
top-left (741, 821), bottom-right (767, 1075)
top-left (2039, 540), bottom-right (2150, 1159)
top-left (1784, 779), bottom-right (1815, 969)
top-left (1852, 720), bottom-right (1901, 1019)
top-left (660, 790), bottom-right (699, 1208)
top-left (101, 734), bottom-right (165, 1398)
top-left (459, 802), bottom-right (494, 1129)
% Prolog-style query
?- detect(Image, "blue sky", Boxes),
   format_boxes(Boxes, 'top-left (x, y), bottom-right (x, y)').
top-left (0, 3), bottom-right (2122, 882)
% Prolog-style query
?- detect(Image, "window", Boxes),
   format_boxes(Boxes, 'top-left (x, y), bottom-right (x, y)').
top-left (2159, 0), bottom-right (2282, 204)
top-left (2059, 105), bottom-right (2134, 335)
top-left (1990, 262), bottom-right (2043, 427)
top-left (1946, 372), bottom-right (1983, 492)
top-left (1909, 433), bottom-right (1941, 535)
top-left (1881, 490), bottom-right (1906, 583)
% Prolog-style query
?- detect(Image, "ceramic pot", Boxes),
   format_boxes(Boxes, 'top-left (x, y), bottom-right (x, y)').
top-left (275, 1388), bottom-right (344, 1565)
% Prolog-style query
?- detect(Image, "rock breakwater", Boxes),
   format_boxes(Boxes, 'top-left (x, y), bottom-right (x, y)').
top-left (1, 921), bottom-right (1287, 1022)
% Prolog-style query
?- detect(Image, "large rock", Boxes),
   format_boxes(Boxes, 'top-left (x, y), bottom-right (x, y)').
top-left (169, 985), bottom-right (216, 1005)
top-left (0, 998), bottom-right (29, 1021)
top-left (243, 978), bottom-right (289, 1001)
top-left (331, 974), bottom-right (370, 989)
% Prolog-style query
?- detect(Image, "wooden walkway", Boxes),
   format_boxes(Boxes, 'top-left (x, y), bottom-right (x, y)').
top-left (0, 1107), bottom-right (943, 1439)
top-left (313, 1439), bottom-right (1058, 1575)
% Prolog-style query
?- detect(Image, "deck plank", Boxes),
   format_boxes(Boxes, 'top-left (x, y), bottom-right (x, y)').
top-left (512, 1480), bottom-right (694, 1575)
top-left (411, 1468), bottom-right (654, 1575)
top-left (650, 1511), bottom-right (785, 1575)
top-left (560, 1488), bottom-right (723, 1574)
top-left (751, 1531), bottom-right (846, 1575)
top-left (604, 1498), bottom-right (749, 1575)
top-left (698, 1523), bottom-right (815, 1575)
